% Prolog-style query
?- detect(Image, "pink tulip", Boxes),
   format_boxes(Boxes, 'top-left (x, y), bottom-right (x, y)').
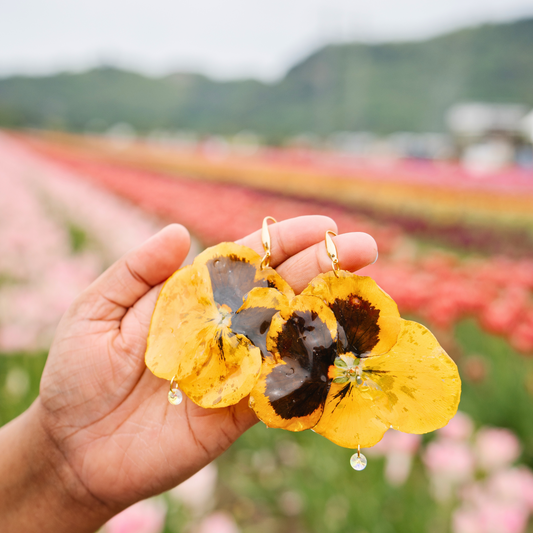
top-left (104, 499), bottom-right (167, 533)
top-left (384, 452), bottom-right (414, 486)
top-left (197, 511), bottom-right (240, 533)
top-left (453, 503), bottom-right (529, 533)
top-left (477, 501), bottom-right (529, 533)
top-left (423, 440), bottom-right (475, 483)
top-left (488, 467), bottom-right (533, 510)
top-left (365, 430), bottom-right (421, 457)
top-left (0, 324), bottom-right (37, 352)
top-left (439, 412), bottom-right (474, 441)
top-left (475, 428), bottom-right (521, 472)
top-left (453, 508), bottom-right (485, 533)
top-left (170, 463), bottom-right (218, 513)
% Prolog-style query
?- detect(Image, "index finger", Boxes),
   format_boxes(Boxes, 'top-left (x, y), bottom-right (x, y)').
top-left (236, 215), bottom-right (338, 268)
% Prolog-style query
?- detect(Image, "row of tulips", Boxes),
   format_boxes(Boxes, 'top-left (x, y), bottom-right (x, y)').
top-left (365, 255), bottom-right (533, 354)
top-left (21, 132), bottom-right (533, 260)
top-left (0, 133), bottom-right (164, 352)
top-left (17, 132), bottom-right (533, 260)
top-left (11, 133), bottom-right (533, 356)
top-left (15, 132), bottom-right (533, 236)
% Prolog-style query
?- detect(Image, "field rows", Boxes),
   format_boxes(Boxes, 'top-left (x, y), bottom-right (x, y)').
top-left (11, 133), bottom-right (533, 355)
top-left (2, 132), bottom-right (533, 533)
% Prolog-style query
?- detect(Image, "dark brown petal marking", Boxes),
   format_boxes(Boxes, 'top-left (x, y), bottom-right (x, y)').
top-left (330, 294), bottom-right (380, 357)
top-left (323, 382), bottom-right (357, 419)
top-left (267, 279), bottom-right (280, 290)
top-left (216, 332), bottom-right (225, 361)
top-left (331, 383), bottom-right (352, 411)
top-left (266, 310), bottom-right (337, 420)
top-left (231, 306), bottom-right (279, 359)
top-left (206, 254), bottom-right (269, 312)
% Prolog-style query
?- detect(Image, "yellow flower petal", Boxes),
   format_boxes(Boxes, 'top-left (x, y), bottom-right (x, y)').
top-left (145, 263), bottom-right (216, 380)
top-left (231, 287), bottom-right (291, 359)
top-left (199, 242), bottom-right (294, 310)
top-left (146, 241), bottom-right (293, 408)
top-left (302, 271), bottom-right (401, 356)
top-left (313, 319), bottom-right (460, 448)
top-left (364, 319), bottom-right (461, 434)
top-left (179, 328), bottom-right (262, 408)
top-left (313, 381), bottom-right (390, 448)
top-left (250, 295), bottom-right (338, 431)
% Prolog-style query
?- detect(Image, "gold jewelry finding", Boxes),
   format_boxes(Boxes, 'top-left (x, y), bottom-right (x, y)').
top-left (325, 230), bottom-right (340, 277)
top-left (260, 216), bottom-right (277, 269)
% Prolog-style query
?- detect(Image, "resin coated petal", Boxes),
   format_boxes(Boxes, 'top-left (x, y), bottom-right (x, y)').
top-left (201, 242), bottom-right (294, 311)
top-left (250, 295), bottom-right (338, 431)
top-left (364, 319), bottom-right (461, 434)
top-left (179, 328), bottom-right (262, 408)
top-left (145, 263), bottom-right (216, 380)
top-left (303, 271), bottom-right (401, 357)
top-left (313, 319), bottom-right (460, 448)
top-left (231, 287), bottom-right (291, 359)
top-left (313, 382), bottom-right (390, 448)
top-left (145, 241), bottom-right (293, 409)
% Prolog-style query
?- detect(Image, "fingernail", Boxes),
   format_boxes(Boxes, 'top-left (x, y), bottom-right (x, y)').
top-left (371, 250), bottom-right (379, 265)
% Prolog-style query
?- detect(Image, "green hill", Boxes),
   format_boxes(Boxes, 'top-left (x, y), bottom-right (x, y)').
top-left (1, 17), bottom-right (533, 140)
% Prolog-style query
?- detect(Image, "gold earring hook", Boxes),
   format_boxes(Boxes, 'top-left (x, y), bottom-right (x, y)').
top-left (325, 230), bottom-right (340, 277)
top-left (260, 216), bottom-right (277, 269)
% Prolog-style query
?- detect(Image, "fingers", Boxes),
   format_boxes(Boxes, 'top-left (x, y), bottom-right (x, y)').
top-left (236, 215), bottom-right (337, 268)
top-left (84, 224), bottom-right (190, 317)
top-left (276, 232), bottom-right (378, 294)
top-left (82, 216), bottom-right (375, 324)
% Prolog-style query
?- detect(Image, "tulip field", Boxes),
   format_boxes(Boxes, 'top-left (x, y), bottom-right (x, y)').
top-left (1, 131), bottom-right (533, 533)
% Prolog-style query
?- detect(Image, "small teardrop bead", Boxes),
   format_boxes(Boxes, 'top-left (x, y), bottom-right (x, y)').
top-left (350, 452), bottom-right (368, 471)
top-left (168, 388), bottom-right (183, 405)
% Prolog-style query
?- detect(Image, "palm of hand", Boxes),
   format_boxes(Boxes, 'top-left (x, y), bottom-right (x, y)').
top-left (37, 218), bottom-right (377, 510)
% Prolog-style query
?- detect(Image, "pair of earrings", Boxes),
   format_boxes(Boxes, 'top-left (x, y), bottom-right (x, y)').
top-left (145, 217), bottom-right (461, 471)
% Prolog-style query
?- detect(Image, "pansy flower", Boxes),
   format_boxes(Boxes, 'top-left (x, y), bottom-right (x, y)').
top-left (145, 242), bottom-right (294, 408)
top-left (250, 271), bottom-right (461, 448)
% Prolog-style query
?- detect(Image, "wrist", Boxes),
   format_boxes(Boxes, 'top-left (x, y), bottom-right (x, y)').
top-left (0, 399), bottom-right (116, 533)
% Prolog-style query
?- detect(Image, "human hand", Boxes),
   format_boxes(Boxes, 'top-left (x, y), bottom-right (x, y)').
top-left (1, 215), bottom-right (377, 532)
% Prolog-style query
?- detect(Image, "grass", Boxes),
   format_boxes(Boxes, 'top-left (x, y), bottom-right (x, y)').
top-left (67, 223), bottom-right (89, 253)
top-left (0, 351), bottom-right (47, 426)
top-left (454, 319), bottom-right (533, 467)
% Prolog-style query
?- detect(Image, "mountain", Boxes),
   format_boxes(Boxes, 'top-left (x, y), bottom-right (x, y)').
top-left (1, 17), bottom-right (533, 140)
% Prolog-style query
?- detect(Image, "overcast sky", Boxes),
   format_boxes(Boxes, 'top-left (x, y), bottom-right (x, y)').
top-left (2, 0), bottom-right (533, 81)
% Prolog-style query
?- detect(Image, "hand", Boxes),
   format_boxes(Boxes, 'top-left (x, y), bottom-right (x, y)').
top-left (0, 215), bottom-right (377, 532)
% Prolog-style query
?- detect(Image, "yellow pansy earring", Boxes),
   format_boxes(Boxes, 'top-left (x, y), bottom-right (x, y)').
top-left (145, 217), bottom-right (294, 409)
top-left (250, 230), bottom-right (461, 470)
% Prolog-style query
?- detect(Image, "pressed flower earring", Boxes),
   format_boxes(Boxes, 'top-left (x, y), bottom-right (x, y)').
top-left (250, 230), bottom-right (461, 470)
top-left (145, 217), bottom-right (294, 409)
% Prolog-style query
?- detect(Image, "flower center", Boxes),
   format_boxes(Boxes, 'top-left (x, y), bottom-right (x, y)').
top-left (216, 303), bottom-right (233, 327)
top-left (331, 354), bottom-right (364, 385)
top-left (329, 353), bottom-right (383, 394)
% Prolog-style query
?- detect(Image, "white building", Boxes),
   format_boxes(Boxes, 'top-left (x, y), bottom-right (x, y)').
top-left (446, 102), bottom-right (533, 172)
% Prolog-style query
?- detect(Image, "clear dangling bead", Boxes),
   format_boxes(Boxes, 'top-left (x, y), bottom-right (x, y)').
top-left (350, 446), bottom-right (367, 471)
top-left (168, 378), bottom-right (183, 405)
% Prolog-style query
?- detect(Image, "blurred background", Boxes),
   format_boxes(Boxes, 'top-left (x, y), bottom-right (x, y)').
top-left (2, 1), bottom-right (533, 532)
